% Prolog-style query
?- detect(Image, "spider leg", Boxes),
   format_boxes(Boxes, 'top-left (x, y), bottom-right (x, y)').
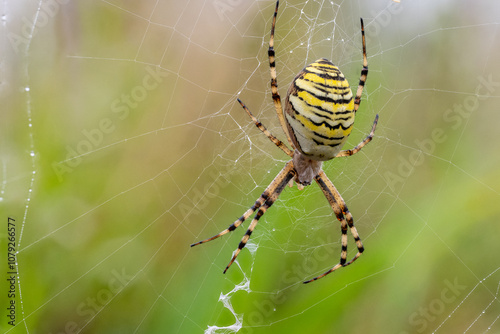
top-left (224, 160), bottom-right (296, 273)
top-left (304, 171), bottom-right (364, 283)
top-left (336, 114), bottom-right (378, 157)
top-left (336, 18), bottom-right (377, 158)
top-left (237, 99), bottom-right (293, 157)
top-left (353, 18), bottom-right (368, 114)
top-left (190, 197), bottom-right (266, 247)
top-left (268, 0), bottom-right (295, 149)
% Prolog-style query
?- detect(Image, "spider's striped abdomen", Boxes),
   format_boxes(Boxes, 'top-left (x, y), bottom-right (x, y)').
top-left (284, 58), bottom-right (355, 161)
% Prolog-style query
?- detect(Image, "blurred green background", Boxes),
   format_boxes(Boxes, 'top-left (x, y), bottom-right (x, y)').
top-left (2, 0), bottom-right (500, 333)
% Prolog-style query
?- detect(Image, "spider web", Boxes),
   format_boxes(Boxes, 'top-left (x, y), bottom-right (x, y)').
top-left (2, 0), bottom-right (500, 333)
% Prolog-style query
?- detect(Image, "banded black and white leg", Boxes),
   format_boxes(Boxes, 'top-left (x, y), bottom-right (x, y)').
top-left (191, 161), bottom-right (296, 274)
top-left (223, 161), bottom-right (295, 273)
top-left (303, 170), bottom-right (364, 284)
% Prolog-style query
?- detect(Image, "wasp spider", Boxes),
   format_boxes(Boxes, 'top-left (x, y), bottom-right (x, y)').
top-left (191, 0), bottom-right (378, 283)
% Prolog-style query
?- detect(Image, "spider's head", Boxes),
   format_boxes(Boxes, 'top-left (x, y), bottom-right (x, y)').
top-left (292, 150), bottom-right (323, 186)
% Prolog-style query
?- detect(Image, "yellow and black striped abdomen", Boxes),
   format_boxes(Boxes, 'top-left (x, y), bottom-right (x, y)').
top-left (284, 58), bottom-right (355, 161)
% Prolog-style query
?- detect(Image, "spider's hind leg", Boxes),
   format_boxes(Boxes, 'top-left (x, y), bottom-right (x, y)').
top-left (237, 98), bottom-right (293, 157)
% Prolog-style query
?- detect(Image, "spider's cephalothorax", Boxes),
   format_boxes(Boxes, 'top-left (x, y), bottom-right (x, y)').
top-left (191, 0), bottom-right (378, 284)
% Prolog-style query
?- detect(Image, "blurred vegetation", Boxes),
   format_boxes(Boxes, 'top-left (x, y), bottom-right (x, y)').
top-left (1, 0), bottom-right (500, 333)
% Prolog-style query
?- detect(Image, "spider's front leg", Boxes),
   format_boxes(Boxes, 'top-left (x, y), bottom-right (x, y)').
top-left (190, 199), bottom-right (266, 247)
top-left (223, 160), bottom-right (296, 273)
top-left (303, 171), bottom-right (364, 283)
